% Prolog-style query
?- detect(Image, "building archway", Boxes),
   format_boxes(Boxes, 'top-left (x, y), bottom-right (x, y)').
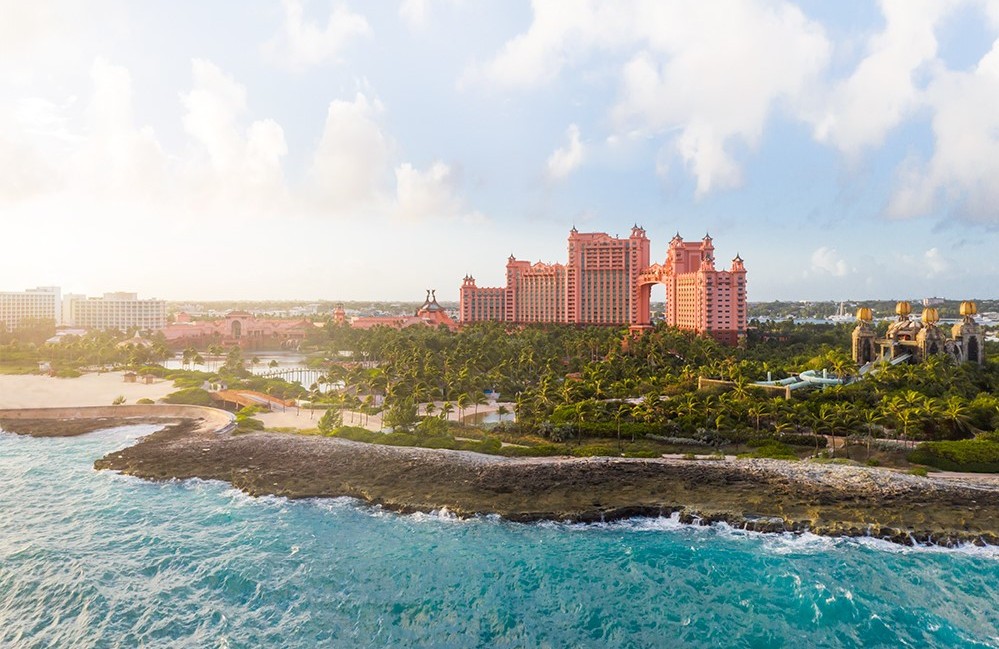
top-left (231, 319), bottom-right (242, 339)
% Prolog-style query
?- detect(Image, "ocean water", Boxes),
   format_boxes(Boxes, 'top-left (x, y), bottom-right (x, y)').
top-left (1, 427), bottom-right (998, 648)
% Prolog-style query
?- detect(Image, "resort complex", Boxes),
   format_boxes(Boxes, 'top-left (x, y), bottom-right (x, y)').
top-left (460, 227), bottom-right (747, 344)
top-left (162, 311), bottom-right (312, 350)
top-left (852, 300), bottom-right (986, 366)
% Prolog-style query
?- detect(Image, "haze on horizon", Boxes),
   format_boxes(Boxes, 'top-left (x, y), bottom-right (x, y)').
top-left (3, 1), bottom-right (999, 303)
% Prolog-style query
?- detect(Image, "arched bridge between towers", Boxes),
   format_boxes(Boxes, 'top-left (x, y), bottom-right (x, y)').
top-left (634, 263), bottom-right (671, 328)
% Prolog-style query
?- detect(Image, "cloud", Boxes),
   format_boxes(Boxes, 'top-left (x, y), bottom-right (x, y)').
top-left (469, 1), bottom-right (830, 195)
top-left (887, 37), bottom-right (999, 222)
top-left (263, 0), bottom-right (370, 69)
top-left (399, 0), bottom-right (463, 30)
top-left (399, 0), bottom-right (430, 29)
top-left (308, 92), bottom-right (392, 212)
top-left (180, 59), bottom-right (288, 210)
top-left (546, 123), bottom-right (585, 180)
top-left (809, 246), bottom-right (850, 277)
top-left (923, 247), bottom-right (949, 276)
top-left (395, 161), bottom-right (481, 221)
top-left (891, 247), bottom-right (951, 278)
top-left (811, 0), bottom-right (956, 156)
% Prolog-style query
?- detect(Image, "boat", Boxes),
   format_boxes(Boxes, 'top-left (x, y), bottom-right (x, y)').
top-left (827, 302), bottom-right (854, 324)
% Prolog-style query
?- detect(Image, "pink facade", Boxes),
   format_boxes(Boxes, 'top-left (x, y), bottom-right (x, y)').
top-left (460, 228), bottom-right (747, 344)
top-left (162, 311), bottom-right (312, 350)
top-left (349, 291), bottom-right (459, 331)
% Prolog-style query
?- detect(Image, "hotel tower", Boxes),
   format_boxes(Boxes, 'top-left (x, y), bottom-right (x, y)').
top-left (460, 227), bottom-right (747, 344)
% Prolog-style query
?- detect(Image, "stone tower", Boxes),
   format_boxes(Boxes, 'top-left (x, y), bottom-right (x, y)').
top-left (952, 301), bottom-right (986, 365)
top-left (851, 307), bottom-right (877, 364)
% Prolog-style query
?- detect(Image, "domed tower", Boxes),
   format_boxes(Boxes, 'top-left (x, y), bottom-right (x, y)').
top-left (952, 301), bottom-right (985, 365)
top-left (886, 300), bottom-right (921, 340)
top-left (332, 303), bottom-right (346, 326)
top-left (851, 307), bottom-right (877, 364)
top-left (915, 306), bottom-right (947, 361)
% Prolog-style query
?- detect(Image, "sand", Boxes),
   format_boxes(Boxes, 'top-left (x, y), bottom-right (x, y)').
top-left (0, 372), bottom-right (177, 409)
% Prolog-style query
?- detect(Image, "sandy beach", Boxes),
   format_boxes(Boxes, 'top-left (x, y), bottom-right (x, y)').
top-left (0, 372), bottom-right (177, 409)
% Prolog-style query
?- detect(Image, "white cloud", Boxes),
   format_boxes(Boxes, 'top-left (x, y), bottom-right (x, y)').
top-left (399, 0), bottom-right (430, 29)
top-left (470, 1), bottom-right (830, 195)
top-left (180, 59), bottom-right (288, 210)
top-left (811, 0), bottom-right (957, 156)
top-left (887, 37), bottom-right (999, 221)
top-left (546, 123), bottom-right (585, 180)
top-left (809, 246), bottom-right (850, 277)
top-left (308, 92), bottom-right (392, 212)
top-left (399, 0), bottom-right (463, 30)
top-left (923, 247), bottom-right (949, 276)
top-left (263, 0), bottom-right (370, 70)
top-left (395, 161), bottom-right (479, 220)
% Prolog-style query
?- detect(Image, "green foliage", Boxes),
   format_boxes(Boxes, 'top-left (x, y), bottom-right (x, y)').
top-left (908, 439), bottom-right (999, 473)
top-left (53, 368), bottom-right (82, 378)
top-left (332, 426), bottom-right (380, 443)
top-left (317, 408), bottom-right (343, 435)
top-left (163, 387), bottom-right (214, 406)
top-left (623, 449), bottom-right (660, 458)
top-left (738, 441), bottom-right (799, 460)
top-left (497, 444), bottom-right (563, 457)
top-left (417, 416), bottom-right (450, 437)
top-left (571, 444), bottom-right (621, 458)
top-left (112, 395), bottom-right (126, 405)
top-left (909, 466), bottom-right (929, 477)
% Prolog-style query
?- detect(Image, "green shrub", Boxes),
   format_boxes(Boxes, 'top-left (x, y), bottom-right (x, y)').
top-left (235, 417), bottom-right (264, 431)
top-left (136, 398), bottom-right (155, 405)
top-left (53, 368), bottom-right (82, 378)
top-left (738, 441), bottom-right (798, 461)
top-left (332, 426), bottom-right (379, 443)
top-left (909, 466), bottom-right (929, 477)
top-left (421, 436), bottom-right (459, 450)
top-left (865, 458), bottom-right (880, 467)
top-left (624, 450), bottom-right (660, 459)
top-left (498, 444), bottom-right (563, 457)
top-left (907, 439), bottom-right (999, 473)
top-left (163, 387), bottom-right (214, 406)
top-left (317, 408), bottom-right (343, 435)
top-left (571, 444), bottom-right (620, 458)
top-left (379, 432), bottom-right (419, 447)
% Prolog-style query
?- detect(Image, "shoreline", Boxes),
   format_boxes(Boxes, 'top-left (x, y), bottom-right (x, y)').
top-left (3, 408), bottom-right (996, 547)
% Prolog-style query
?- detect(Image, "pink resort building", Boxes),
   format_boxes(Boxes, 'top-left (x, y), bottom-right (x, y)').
top-left (162, 311), bottom-right (313, 350)
top-left (335, 291), bottom-right (459, 331)
top-left (460, 227), bottom-right (747, 345)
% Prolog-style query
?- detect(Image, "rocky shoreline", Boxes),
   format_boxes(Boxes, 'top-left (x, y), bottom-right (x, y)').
top-left (6, 415), bottom-right (999, 546)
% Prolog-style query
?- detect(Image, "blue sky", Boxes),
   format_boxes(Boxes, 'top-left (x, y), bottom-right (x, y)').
top-left (3, 0), bottom-right (999, 303)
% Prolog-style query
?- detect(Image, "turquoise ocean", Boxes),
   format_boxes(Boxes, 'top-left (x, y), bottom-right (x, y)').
top-left (2, 425), bottom-right (999, 648)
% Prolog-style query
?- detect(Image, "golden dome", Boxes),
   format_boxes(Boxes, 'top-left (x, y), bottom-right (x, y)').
top-left (896, 301), bottom-right (912, 317)
top-left (960, 301), bottom-right (978, 317)
top-left (856, 307), bottom-right (873, 322)
top-left (921, 307), bottom-right (939, 324)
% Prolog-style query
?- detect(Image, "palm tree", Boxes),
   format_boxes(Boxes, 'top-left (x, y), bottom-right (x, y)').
top-left (456, 393), bottom-right (470, 424)
top-left (472, 391), bottom-right (488, 422)
top-left (496, 404), bottom-right (510, 423)
top-left (440, 401), bottom-right (454, 422)
top-left (859, 409), bottom-right (883, 460)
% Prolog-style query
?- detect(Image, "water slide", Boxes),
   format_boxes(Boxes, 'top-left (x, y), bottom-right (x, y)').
top-left (752, 353), bottom-right (913, 392)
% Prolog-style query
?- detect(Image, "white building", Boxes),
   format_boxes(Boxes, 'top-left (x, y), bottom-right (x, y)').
top-left (65, 292), bottom-right (166, 331)
top-left (0, 286), bottom-right (61, 332)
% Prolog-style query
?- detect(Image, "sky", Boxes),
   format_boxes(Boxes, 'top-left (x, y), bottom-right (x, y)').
top-left (3, 0), bottom-right (999, 303)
